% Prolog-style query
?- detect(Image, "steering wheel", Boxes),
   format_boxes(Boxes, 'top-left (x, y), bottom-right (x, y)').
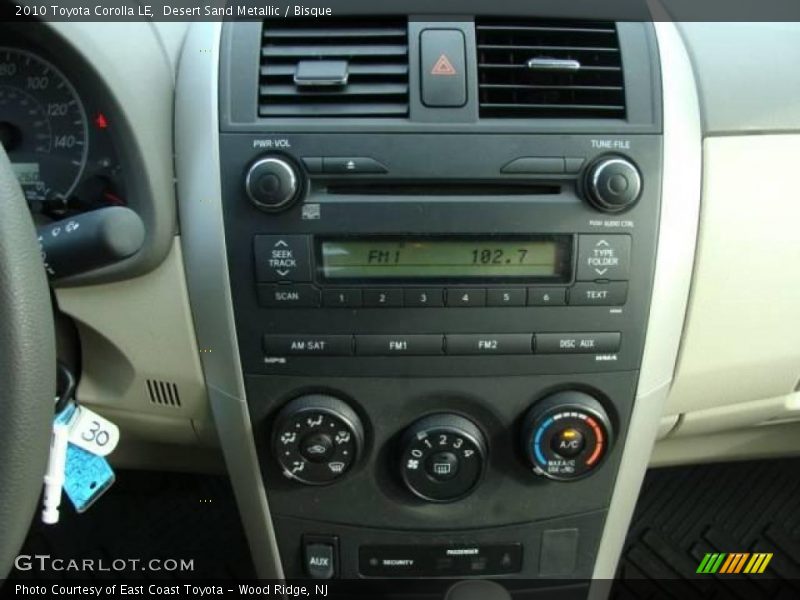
top-left (0, 145), bottom-right (56, 578)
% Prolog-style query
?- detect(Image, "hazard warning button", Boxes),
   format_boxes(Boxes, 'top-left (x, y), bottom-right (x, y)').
top-left (420, 29), bottom-right (466, 107)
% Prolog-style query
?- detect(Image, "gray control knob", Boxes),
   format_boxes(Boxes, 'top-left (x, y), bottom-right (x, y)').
top-left (244, 155), bottom-right (301, 212)
top-left (272, 394), bottom-right (364, 485)
top-left (584, 155), bottom-right (642, 212)
top-left (400, 414), bottom-right (487, 502)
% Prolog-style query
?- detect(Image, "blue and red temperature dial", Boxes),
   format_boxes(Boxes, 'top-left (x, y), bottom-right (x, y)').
top-left (522, 391), bottom-right (613, 481)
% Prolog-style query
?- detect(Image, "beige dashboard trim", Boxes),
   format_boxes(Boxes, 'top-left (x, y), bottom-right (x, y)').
top-left (665, 135), bottom-right (800, 417)
top-left (175, 22), bottom-right (283, 579)
top-left (590, 20), bottom-right (702, 589)
top-left (56, 240), bottom-right (210, 446)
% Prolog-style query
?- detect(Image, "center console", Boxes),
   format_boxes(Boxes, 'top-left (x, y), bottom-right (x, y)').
top-left (176, 11), bottom-right (699, 596)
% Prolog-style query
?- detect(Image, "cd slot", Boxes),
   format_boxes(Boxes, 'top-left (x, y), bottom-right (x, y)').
top-left (324, 182), bottom-right (562, 196)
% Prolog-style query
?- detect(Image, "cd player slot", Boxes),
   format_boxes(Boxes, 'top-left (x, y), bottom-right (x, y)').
top-left (323, 182), bottom-right (562, 196)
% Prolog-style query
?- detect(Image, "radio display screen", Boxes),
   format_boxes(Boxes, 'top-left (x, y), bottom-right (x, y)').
top-left (319, 237), bottom-right (571, 281)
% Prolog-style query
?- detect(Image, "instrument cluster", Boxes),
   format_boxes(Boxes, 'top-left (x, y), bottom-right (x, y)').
top-left (0, 35), bottom-right (126, 223)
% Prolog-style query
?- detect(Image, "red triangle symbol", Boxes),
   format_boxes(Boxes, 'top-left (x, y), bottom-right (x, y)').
top-left (431, 54), bottom-right (457, 76)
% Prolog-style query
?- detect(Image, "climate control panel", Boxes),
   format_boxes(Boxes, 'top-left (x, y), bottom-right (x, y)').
top-left (271, 390), bottom-right (613, 496)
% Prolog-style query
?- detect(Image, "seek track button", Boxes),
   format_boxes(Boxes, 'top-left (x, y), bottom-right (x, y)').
top-left (254, 235), bottom-right (311, 282)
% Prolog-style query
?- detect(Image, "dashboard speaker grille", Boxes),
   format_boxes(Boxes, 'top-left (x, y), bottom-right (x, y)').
top-left (259, 18), bottom-right (409, 118)
top-left (476, 18), bottom-right (626, 119)
top-left (146, 379), bottom-right (182, 408)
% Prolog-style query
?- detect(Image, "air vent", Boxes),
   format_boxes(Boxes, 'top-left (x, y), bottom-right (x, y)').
top-left (476, 19), bottom-right (626, 119)
top-left (146, 379), bottom-right (181, 407)
top-left (259, 18), bottom-right (409, 118)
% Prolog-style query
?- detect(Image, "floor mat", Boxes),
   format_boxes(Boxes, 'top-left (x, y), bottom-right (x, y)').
top-left (615, 458), bottom-right (800, 598)
top-left (10, 469), bottom-right (255, 580)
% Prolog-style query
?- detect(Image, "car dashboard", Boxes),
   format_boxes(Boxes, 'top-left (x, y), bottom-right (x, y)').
top-left (2, 10), bottom-right (800, 597)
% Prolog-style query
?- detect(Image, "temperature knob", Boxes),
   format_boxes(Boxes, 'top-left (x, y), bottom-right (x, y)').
top-left (244, 155), bottom-right (301, 212)
top-left (272, 394), bottom-right (364, 485)
top-left (399, 414), bottom-right (487, 503)
top-left (584, 155), bottom-right (642, 212)
top-left (521, 391), bottom-right (613, 481)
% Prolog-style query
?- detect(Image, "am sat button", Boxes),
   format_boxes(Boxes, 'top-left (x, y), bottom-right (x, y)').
top-left (263, 335), bottom-right (353, 356)
top-left (257, 284), bottom-right (320, 308)
top-left (535, 332), bottom-right (621, 354)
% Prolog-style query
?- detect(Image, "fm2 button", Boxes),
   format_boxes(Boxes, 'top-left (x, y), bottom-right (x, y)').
top-left (254, 235), bottom-right (312, 283)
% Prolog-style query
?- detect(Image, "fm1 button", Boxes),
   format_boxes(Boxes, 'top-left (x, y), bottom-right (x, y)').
top-left (426, 451), bottom-right (460, 481)
top-left (550, 428), bottom-right (585, 458)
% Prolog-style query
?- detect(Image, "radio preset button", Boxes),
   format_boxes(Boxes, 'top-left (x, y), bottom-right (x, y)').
top-left (576, 235), bottom-right (631, 281)
top-left (254, 235), bottom-right (312, 283)
top-left (257, 284), bottom-right (320, 308)
top-left (446, 334), bottom-right (533, 355)
top-left (535, 332), bottom-right (621, 354)
top-left (323, 289), bottom-right (363, 308)
top-left (355, 335), bottom-right (443, 356)
top-left (404, 288), bottom-right (445, 307)
top-left (527, 287), bottom-right (567, 306)
top-left (446, 288), bottom-right (487, 307)
top-left (263, 335), bottom-right (353, 356)
top-left (569, 282), bottom-right (628, 306)
top-left (487, 288), bottom-right (526, 307)
top-left (364, 289), bottom-right (403, 307)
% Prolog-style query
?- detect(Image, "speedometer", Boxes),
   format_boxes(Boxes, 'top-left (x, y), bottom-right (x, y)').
top-left (0, 47), bottom-right (88, 206)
